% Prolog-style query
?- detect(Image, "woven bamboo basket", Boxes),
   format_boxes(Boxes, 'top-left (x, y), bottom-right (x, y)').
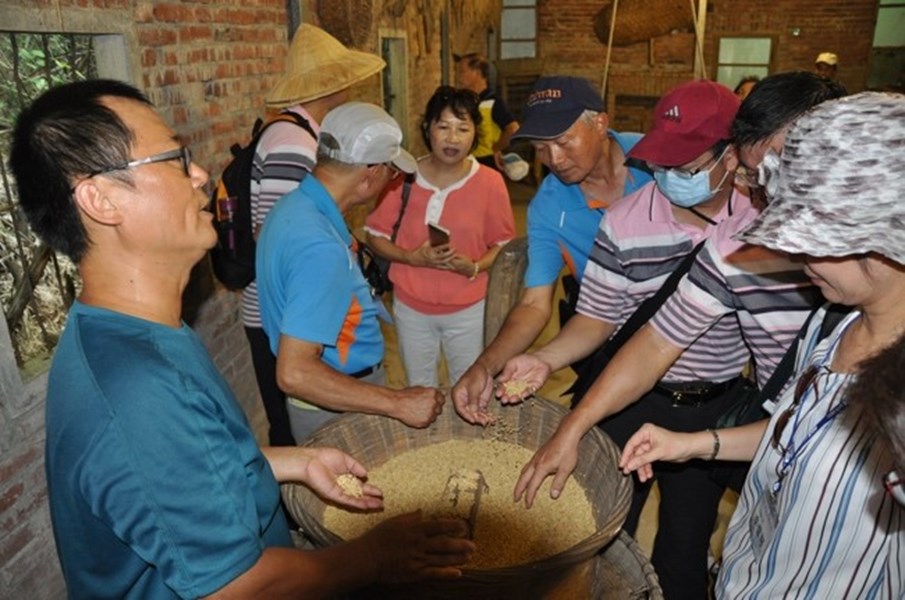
top-left (594, 0), bottom-right (693, 47)
top-left (282, 398), bottom-right (631, 598)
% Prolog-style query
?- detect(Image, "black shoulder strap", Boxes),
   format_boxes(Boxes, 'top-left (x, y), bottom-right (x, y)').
top-left (567, 241), bottom-right (706, 400)
top-left (389, 175), bottom-right (414, 243)
top-left (249, 112), bottom-right (316, 150)
top-left (268, 111), bottom-right (317, 141)
top-left (756, 302), bottom-right (851, 403)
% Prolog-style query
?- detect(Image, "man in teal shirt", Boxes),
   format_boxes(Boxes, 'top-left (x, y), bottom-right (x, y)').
top-left (11, 80), bottom-right (473, 599)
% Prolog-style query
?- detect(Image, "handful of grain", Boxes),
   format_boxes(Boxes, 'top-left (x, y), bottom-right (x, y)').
top-left (500, 379), bottom-right (533, 397)
top-left (324, 439), bottom-right (597, 569)
top-left (335, 473), bottom-right (364, 498)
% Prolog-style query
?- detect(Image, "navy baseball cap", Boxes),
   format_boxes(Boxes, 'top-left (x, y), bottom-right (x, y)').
top-left (512, 76), bottom-right (605, 141)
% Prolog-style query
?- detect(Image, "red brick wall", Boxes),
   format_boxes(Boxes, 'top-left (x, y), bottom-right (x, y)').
top-left (529, 0), bottom-right (877, 126)
top-left (0, 2), bottom-right (495, 597)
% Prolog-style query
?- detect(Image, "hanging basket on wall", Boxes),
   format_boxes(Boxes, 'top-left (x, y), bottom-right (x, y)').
top-left (594, 0), bottom-right (693, 47)
top-left (316, 0), bottom-right (375, 48)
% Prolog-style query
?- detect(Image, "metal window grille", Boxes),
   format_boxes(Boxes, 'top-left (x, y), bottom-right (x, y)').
top-left (0, 31), bottom-right (97, 375)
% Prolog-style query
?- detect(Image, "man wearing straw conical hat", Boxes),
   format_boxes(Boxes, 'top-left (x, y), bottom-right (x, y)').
top-left (243, 23), bottom-right (385, 447)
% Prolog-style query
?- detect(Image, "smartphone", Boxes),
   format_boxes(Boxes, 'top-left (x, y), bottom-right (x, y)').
top-left (428, 222), bottom-right (451, 247)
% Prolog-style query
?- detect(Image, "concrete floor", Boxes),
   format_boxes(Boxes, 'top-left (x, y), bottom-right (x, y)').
top-left (375, 175), bottom-right (738, 563)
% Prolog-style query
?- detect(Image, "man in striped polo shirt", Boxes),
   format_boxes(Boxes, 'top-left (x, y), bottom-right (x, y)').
top-left (501, 80), bottom-right (746, 600)
top-left (651, 74), bottom-right (848, 403)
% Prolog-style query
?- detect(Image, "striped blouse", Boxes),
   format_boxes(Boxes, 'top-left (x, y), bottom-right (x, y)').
top-left (577, 182), bottom-right (749, 384)
top-left (241, 105), bottom-right (319, 329)
top-left (717, 307), bottom-right (904, 598)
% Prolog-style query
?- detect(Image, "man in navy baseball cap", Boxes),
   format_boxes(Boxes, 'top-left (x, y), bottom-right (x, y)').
top-left (512, 75), bottom-right (606, 140)
top-left (453, 75), bottom-right (652, 424)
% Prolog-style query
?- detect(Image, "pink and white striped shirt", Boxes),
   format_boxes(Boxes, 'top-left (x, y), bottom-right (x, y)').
top-left (578, 182), bottom-right (750, 384)
top-left (650, 200), bottom-right (820, 388)
top-left (241, 105), bottom-right (319, 329)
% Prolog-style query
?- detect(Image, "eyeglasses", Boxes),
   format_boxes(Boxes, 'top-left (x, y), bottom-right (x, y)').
top-left (771, 365), bottom-right (820, 452)
top-left (369, 162), bottom-right (402, 180)
top-left (884, 470), bottom-right (904, 506)
top-left (86, 146), bottom-right (193, 179)
top-left (651, 146), bottom-right (727, 179)
top-left (383, 163), bottom-right (401, 179)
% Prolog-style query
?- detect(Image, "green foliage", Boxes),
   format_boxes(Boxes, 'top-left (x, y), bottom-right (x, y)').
top-left (0, 32), bottom-right (97, 123)
top-left (0, 31), bottom-right (96, 370)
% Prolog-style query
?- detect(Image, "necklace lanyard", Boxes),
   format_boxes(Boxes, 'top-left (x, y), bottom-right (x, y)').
top-left (771, 317), bottom-right (854, 496)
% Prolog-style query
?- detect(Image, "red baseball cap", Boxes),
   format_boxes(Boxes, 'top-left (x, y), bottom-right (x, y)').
top-left (628, 80), bottom-right (740, 167)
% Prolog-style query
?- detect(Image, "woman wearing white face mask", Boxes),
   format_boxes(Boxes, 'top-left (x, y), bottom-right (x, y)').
top-left (621, 92), bottom-right (905, 598)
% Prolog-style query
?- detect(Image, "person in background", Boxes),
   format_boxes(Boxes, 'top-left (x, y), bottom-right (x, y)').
top-left (620, 92), bottom-right (905, 598)
top-left (814, 51), bottom-right (838, 80)
top-left (11, 79), bottom-right (474, 599)
top-left (257, 102), bottom-right (446, 443)
top-left (454, 52), bottom-right (519, 171)
top-left (500, 80), bottom-right (745, 600)
top-left (733, 75), bottom-right (759, 101)
top-left (451, 75), bottom-right (652, 424)
top-left (243, 23), bottom-right (385, 446)
top-left (365, 86), bottom-right (515, 387)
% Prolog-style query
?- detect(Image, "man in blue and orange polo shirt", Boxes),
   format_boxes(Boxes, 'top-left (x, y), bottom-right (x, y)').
top-left (452, 75), bottom-right (652, 423)
top-left (257, 102), bottom-right (445, 442)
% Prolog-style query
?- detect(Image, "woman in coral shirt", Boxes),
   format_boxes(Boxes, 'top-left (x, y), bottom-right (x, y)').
top-left (365, 86), bottom-right (516, 387)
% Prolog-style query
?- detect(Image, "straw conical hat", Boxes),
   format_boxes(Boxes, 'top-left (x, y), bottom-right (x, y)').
top-left (266, 24), bottom-right (386, 108)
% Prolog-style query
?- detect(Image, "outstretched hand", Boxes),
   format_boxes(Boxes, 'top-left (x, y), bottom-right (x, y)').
top-left (495, 353), bottom-right (550, 404)
top-left (619, 423), bottom-right (697, 482)
top-left (451, 363), bottom-right (496, 426)
top-left (513, 427), bottom-right (581, 508)
top-left (303, 448), bottom-right (384, 510)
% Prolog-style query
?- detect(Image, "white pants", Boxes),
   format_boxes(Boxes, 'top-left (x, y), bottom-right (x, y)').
top-left (287, 366), bottom-right (386, 443)
top-left (393, 298), bottom-right (485, 388)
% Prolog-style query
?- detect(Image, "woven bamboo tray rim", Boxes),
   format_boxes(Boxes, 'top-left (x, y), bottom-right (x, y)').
top-left (282, 398), bottom-right (631, 583)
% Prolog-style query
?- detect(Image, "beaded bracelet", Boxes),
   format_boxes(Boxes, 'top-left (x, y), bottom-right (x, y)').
top-left (707, 428), bottom-right (721, 461)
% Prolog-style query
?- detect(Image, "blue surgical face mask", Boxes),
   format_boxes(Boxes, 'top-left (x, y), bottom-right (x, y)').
top-left (654, 148), bottom-right (730, 208)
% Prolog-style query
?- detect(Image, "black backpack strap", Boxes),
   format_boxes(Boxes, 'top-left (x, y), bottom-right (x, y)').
top-left (568, 240), bottom-right (706, 401)
top-left (751, 302), bottom-right (852, 406)
top-left (272, 110), bottom-right (317, 141)
top-left (389, 175), bottom-right (414, 243)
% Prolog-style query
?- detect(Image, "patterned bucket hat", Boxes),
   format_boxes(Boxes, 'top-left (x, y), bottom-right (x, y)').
top-left (737, 91), bottom-right (905, 264)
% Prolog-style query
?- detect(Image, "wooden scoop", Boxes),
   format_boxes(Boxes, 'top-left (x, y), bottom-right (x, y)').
top-left (440, 469), bottom-right (489, 539)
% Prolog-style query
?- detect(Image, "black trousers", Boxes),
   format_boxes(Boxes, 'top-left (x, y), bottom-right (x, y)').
top-left (599, 384), bottom-right (737, 600)
top-left (244, 326), bottom-right (295, 446)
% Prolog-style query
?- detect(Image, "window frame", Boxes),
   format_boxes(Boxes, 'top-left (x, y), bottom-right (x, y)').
top-left (714, 35), bottom-right (774, 89)
top-left (500, 0), bottom-right (537, 60)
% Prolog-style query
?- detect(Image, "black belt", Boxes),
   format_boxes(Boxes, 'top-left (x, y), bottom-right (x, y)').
top-left (349, 364), bottom-right (380, 379)
top-left (654, 377), bottom-right (738, 407)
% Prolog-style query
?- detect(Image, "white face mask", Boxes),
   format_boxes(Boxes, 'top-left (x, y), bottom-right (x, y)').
top-left (757, 148), bottom-right (782, 201)
top-left (654, 147), bottom-right (730, 208)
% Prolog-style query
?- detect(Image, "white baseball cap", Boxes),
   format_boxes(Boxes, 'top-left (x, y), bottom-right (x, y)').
top-left (319, 102), bottom-right (416, 173)
top-left (815, 52), bottom-right (838, 66)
